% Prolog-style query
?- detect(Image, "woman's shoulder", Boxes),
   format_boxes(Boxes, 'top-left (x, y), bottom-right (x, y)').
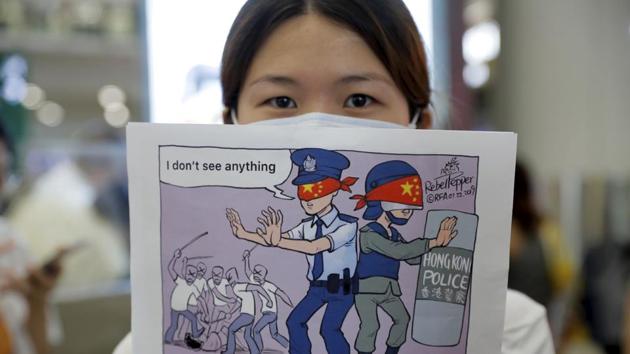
top-left (112, 332), bottom-right (132, 354)
top-left (502, 289), bottom-right (555, 354)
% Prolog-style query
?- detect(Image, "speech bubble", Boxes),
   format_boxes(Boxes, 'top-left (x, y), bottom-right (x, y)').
top-left (159, 146), bottom-right (293, 199)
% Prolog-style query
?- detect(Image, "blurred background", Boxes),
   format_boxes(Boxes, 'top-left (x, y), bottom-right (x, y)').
top-left (0, 0), bottom-right (628, 353)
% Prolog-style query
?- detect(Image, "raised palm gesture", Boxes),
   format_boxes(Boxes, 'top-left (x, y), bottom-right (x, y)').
top-left (226, 208), bottom-right (246, 239)
top-left (429, 216), bottom-right (458, 249)
top-left (256, 206), bottom-right (283, 247)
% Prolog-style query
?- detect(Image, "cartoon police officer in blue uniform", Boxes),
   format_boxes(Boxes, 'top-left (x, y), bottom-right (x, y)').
top-left (351, 160), bottom-right (458, 354)
top-left (226, 148), bottom-right (359, 354)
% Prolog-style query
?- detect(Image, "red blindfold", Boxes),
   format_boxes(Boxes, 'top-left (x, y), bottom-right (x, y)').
top-left (297, 177), bottom-right (358, 201)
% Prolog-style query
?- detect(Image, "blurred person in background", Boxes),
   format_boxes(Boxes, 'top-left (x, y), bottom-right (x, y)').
top-left (6, 133), bottom-right (128, 287)
top-left (0, 117), bottom-right (62, 354)
top-left (508, 161), bottom-right (553, 306)
top-left (583, 218), bottom-right (630, 354)
top-left (508, 161), bottom-right (580, 350)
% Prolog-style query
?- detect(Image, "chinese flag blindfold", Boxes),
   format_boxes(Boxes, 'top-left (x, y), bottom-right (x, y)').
top-left (351, 175), bottom-right (423, 210)
top-left (297, 177), bottom-right (358, 201)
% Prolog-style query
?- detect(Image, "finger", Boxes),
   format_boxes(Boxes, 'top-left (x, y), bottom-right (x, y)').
top-left (265, 207), bottom-right (273, 224)
top-left (261, 210), bottom-right (272, 224)
top-left (451, 216), bottom-right (458, 229)
top-left (276, 209), bottom-right (283, 226)
top-left (450, 230), bottom-right (458, 241)
top-left (268, 207), bottom-right (277, 225)
top-left (447, 216), bottom-right (456, 230)
top-left (232, 210), bottom-right (242, 222)
top-left (443, 217), bottom-right (453, 230)
top-left (441, 217), bottom-right (451, 230)
top-left (257, 217), bottom-right (269, 227)
top-left (265, 210), bottom-right (275, 225)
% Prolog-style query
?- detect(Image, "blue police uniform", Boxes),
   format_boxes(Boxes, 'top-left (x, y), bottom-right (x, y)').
top-left (353, 161), bottom-right (430, 354)
top-left (356, 222), bottom-right (403, 280)
top-left (286, 148), bottom-right (358, 354)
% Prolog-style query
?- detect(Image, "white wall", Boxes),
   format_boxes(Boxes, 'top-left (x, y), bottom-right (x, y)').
top-left (492, 0), bottom-right (630, 180)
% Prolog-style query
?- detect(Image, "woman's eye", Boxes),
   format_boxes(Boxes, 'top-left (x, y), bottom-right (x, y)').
top-left (266, 96), bottom-right (297, 109)
top-left (344, 94), bottom-right (374, 108)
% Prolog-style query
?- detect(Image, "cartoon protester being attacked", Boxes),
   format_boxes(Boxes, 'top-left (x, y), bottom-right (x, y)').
top-left (164, 249), bottom-right (205, 348)
top-left (226, 148), bottom-right (359, 354)
top-left (351, 160), bottom-right (458, 354)
top-left (243, 249), bottom-right (293, 351)
top-left (222, 268), bottom-right (272, 354)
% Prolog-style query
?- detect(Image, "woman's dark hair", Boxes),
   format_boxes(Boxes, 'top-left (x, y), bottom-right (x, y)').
top-left (221, 0), bottom-right (431, 123)
top-left (513, 161), bottom-right (540, 234)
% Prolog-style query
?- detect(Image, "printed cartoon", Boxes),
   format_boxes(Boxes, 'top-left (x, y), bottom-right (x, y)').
top-left (183, 257), bottom-right (211, 323)
top-left (208, 265), bottom-right (237, 326)
top-left (222, 268), bottom-right (272, 354)
top-left (243, 249), bottom-right (293, 351)
top-left (226, 148), bottom-right (359, 354)
top-left (205, 265), bottom-right (245, 352)
top-left (164, 248), bottom-right (205, 346)
top-left (351, 161), bottom-right (458, 354)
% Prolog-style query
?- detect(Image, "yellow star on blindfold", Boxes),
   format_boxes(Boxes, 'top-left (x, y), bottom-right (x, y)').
top-left (401, 181), bottom-right (413, 196)
top-left (302, 184), bottom-right (315, 193)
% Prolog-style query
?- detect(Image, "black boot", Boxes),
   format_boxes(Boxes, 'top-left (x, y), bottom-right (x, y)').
top-left (385, 346), bottom-right (400, 354)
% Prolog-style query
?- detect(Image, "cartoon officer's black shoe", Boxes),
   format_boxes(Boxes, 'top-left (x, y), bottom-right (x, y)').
top-left (385, 346), bottom-right (400, 354)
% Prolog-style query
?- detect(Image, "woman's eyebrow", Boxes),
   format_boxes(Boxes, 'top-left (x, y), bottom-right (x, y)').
top-left (249, 75), bottom-right (299, 87)
top-left (338, 73), bottom-right (396, 87)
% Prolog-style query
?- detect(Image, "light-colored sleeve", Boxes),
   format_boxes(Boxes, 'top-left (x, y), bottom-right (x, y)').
top-left (195, 280), bottom-right (206, 293)
top-left (362, 232), bottom-right (430, 261)
top-left (286, 222), bottom-right (304, 240)
top-left (326, 222), bottom-right (357, 252)
top-left (191, 285), bottom-right (201, 298)
top-left (502, 290), bottom-right (555, 354)
top-left (269, 283), bottom-right (278, 293)
top-left (233, 283), bottom-right (244, 293)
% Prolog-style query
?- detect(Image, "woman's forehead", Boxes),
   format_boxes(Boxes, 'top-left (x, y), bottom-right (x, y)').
top-left (243, 14), bottom-right (394, 89)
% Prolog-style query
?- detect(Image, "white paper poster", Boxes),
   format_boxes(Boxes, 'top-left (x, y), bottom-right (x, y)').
top-left (127, 123), bottom-right (516, 354)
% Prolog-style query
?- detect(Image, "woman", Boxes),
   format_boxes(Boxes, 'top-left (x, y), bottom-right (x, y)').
top-left (117, 1), bottom-right (554, 353)
top-left (220, 0), bottom-right (432, 129)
